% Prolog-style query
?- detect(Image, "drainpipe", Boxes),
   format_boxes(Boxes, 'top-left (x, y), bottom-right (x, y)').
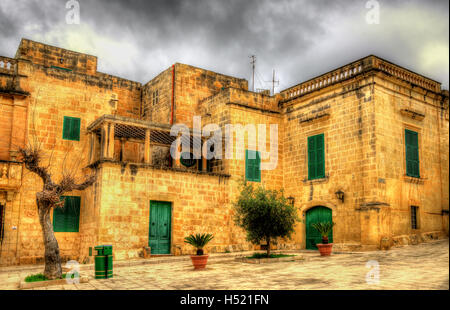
top-left (169, 64), bottom-right (175, 168)
top-left (170, 64), bottom-right (175, 125)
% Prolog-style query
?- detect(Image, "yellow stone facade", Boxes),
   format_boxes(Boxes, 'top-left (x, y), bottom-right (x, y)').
top-left (0, 39), bottom-right (448, 265)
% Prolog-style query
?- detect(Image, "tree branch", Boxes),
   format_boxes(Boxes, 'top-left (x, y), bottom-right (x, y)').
top-left (19, 147), bottom-right (55, 187)
top-left (57, 173), bottom-right (97, 195)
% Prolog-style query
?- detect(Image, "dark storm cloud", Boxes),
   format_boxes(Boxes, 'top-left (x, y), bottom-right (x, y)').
top-left (0, 0), bottom-right (448, 89)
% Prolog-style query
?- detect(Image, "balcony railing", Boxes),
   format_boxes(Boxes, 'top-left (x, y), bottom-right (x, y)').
top-left (280, 55), bottom-right (441, 103)
top-left (0, 56), bottom-right (17, 75)
top-left (86, 115), bottom-right (214, 172)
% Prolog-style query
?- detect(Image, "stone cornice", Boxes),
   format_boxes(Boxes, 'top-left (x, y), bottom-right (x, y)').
top-left (280, 55), bottom-right (442, 104)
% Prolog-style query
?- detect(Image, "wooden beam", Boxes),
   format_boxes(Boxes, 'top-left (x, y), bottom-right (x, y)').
top-left (107, 122), bottom-right (115, 159)
top-left (144, 129), bottom-right (152, 164)
top-left (101, 122), bottom-right (115, 159)
top-left (88, 132), bottom-right (96, 164)
top-left (100, 122), bottom-right (108, 159)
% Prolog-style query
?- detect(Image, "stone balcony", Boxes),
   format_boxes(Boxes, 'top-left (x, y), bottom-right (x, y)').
top-left (0, 161), bottom-right (22, 200)
top-left (0, 56), bottom-right (16, 75)
top-left (0, 56), bottom-right (29, 98)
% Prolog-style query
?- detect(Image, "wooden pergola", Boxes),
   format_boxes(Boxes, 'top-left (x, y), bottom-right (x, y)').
top-left (86, 115), bottom-right (208, 169)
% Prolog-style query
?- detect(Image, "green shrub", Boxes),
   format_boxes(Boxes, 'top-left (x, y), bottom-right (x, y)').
top-left (25, 273), bottom-right (48, 282)
top-left (184, 233), bottom-right (214, 255)
top-left (25, 273), bottom-right (73, 282)
top-left (311, 222), bottom-right (335, 243)
top-left (246, 253), bottom-right (296, 259)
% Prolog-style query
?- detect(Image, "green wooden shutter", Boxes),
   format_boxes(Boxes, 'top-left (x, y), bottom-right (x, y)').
top-left (405, 130), bottom-right (420, 178)
top-left (308, 134), bottom-right (325, 180)
top-left (251, 151), bottom-right (261, 182)
top-left (245, 150), bottom-right (251, 180)
top-left (316, 134), bottom-right (325, 178)
top-left (66, 196), bottom-right (80, 232)
top-left (63, 117), bottom-right (81, 141)
top-left (53, 203), bottom-right (66, 232)
top-left (62, 117), bottom-right (71, 140)
top-left (245, 150), bottom-right (261, 182)
top-left (308, 136), bottom-right (316, 180)
top-left (53, 196), bottom-right (80, 232)
top-left (72, 118), bottom-right (81, 141)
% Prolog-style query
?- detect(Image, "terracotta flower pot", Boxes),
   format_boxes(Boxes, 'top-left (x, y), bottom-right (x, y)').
top-left (190, 254), bottom-right (209, 269)
top-left (316, 243), bottom-right (333, 256)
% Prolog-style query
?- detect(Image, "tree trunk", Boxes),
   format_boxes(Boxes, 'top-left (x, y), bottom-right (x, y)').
top-left (266, 236), bottom-right (271, 257)
top-left (38, 200), bottom-right (62, 280)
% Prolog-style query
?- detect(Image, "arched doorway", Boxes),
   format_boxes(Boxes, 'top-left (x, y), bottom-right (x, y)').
top-left (305, 206), bottom-right (333, 250)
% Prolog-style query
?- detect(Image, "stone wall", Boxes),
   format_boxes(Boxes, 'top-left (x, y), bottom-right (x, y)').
top-left (141, 66), bottom-right (173, 123)
top-left (0, 40), bottom-right (142, 265)
top-left (173, 63), bottom-right (248, 125)
top-left (281, 74), bottom-right (377, 248)
top-left (94, 162), bottom-right (253, 260)
top-left (373, 73), bottom-right (449, 243)
top-left (15, 39), bottom-right (98, 76)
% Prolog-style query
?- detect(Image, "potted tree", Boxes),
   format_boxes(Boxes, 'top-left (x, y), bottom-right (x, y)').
top-left (233, 180), bottom-right (300, 258)
top-left (311, 222), bottom-right (335, 256)
top-left (184, 233), bottom-right (214, 269)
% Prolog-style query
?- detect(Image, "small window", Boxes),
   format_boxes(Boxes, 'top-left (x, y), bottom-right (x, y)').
top-left (405, 129), bottom-right (420, 178)
top-left (411, 206), bottom-right (419, 230)
top-left (308, 133), bottom-right (325, 180)
top-left (53, 196), bottom-right (81, 232)
top-left (152, 90), bottom-right (159, 105)
top-left (245, 150), bottom-right (261, 182)
top-left (63, 116), bottom-right (81, 141)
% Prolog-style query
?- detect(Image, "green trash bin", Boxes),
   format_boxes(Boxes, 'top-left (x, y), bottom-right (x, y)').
top-left (106, 254), bottom-right (113, 278)
top-left (104, 245), bottom-right (113, 278)
top-left (94, 245), bottom-right (113, 279)
top-left (103, 245), bottom-right (113, 255)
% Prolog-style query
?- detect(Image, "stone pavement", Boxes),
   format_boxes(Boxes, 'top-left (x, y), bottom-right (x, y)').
top-left (1, 240), bottom-right (448, 290)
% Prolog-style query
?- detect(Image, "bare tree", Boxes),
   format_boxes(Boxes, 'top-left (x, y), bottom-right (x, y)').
top-left (12, 93), bottom-right (96, 279)
top-left (18, 144), bottom-right (96, 279)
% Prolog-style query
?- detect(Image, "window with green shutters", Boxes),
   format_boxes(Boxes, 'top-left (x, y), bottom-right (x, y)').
top-left (308, 133), bottom-right (325, 180)
top-left (245, 150), bottom-right (261, 182)
top-left (405, 129), bottom-right (420, 178)
top-left (62, 116), bottom-right (81, 141)
top-left (53, 196), bottom-right (81, 232)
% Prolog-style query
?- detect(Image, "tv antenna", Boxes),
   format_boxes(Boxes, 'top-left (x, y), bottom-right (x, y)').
top-left (265, 69), bottom-right (279, 96)
top-left (249, 55), bottom-right (256, 92)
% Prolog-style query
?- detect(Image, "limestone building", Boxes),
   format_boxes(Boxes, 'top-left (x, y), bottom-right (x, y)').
top-left (0, 39), bottom-right (448, 265)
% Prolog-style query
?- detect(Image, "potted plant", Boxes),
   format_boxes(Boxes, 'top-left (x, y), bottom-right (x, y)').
top-left (311, 222), bottom-right (335, 256)
top-left (184, 233), bottom-right (214, 269)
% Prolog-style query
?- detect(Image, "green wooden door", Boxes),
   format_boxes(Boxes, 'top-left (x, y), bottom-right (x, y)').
top-left (305, 206), bottom-right (333, 250)
top-left (149, 201), bottom-right (172, 254)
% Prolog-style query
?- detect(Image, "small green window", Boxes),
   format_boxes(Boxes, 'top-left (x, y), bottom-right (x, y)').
top-left (245, 150), bottom-right (261, 182)
top-left (405, 129), bottom-right (420, 178)
top-left (53, 196), bottom-right (81, 232)
top-left (308, 133), bottom-right (325, 180)
top-left (63, 116), bottom-right (81, 141)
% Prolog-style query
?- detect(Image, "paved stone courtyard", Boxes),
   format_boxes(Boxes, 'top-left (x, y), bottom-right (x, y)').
top-left (0, 240), bottom-right (448, 290)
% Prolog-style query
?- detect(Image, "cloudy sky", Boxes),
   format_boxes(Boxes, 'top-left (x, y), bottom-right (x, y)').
top-left (0, 0), bottom-right (448, 90)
